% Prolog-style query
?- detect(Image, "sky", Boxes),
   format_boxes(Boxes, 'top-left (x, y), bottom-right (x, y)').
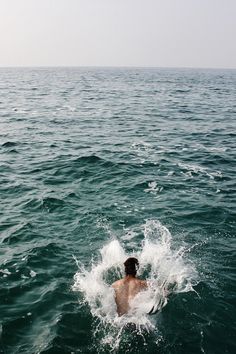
top-left (0, 0), bottom-right (236, 68)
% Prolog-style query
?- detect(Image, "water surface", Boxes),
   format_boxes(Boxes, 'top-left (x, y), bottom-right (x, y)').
top-left (0, 67), bottom-right (236, 354)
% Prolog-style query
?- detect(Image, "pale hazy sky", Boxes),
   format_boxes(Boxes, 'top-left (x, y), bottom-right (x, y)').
top-left (1, 0), bottom-right (235, 68)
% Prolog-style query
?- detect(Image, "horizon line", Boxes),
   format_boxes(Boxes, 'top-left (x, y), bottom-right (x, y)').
top-left (0, 65), bottom-right (236, 70)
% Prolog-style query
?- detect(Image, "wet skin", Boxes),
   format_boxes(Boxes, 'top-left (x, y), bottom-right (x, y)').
top-left (112, 275), bottom-right (147, 316)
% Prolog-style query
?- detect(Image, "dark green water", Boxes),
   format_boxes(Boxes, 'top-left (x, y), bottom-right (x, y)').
top-left (0, 67), bottom-right (235, 354)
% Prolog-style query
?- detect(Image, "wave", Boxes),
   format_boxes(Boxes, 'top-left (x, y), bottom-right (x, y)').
top-left (72, 155), bottom-right (115, 167)
top-left (1, 221), bottom-right (33, 245)
top-left (2, 141), bottom-right (17, 148)
top-left (71, 154), bottom-right (169, 170)
top-left (22, 196), bottom-right (67, 214)
top-left (72, 219), bottom-right (198, 351)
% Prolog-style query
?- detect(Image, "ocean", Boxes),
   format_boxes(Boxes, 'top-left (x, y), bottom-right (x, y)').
top-left (0, 67), bottom-right (235, 354)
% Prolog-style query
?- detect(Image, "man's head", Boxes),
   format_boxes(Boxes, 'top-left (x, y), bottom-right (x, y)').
top-left (124, 257), bottom-right (139, 276)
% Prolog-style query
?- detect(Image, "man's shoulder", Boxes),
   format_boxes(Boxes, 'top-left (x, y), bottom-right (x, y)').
top-left (112, 279), bottom-right (124, 288)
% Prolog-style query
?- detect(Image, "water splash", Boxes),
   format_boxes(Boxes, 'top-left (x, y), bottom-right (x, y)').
top-left (72, 219), bottom-right (198, 351)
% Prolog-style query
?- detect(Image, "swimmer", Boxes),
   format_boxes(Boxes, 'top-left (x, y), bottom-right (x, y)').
top-left (112, 257), bottom-right (147, 316)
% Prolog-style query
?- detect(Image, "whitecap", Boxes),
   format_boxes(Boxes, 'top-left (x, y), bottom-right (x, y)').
top-left (0, 269), bottom-right (11, 276)
top-left (30, 270), bottom-right (37, 277)
top-left (144, 181), bottom-right (163, 195)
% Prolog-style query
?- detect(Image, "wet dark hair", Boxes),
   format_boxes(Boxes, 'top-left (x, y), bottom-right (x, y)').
top-left (124, 257), bottom-right (139, 276)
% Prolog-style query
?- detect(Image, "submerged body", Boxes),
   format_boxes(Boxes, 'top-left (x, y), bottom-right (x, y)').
top-left (112, 275), bottom-right (147, 316)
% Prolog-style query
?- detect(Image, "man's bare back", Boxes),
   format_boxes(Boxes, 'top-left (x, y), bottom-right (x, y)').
top-left (112, 275), bottom-right (147, 316)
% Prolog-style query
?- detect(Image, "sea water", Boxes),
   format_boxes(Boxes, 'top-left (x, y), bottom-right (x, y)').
top-left (0, 67), bottom-right (236, 354)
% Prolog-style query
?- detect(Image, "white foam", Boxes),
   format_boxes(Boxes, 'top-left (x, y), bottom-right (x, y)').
top-left (30, 270), bottom-right (37, 278)
top-left (144, 181), bottom-right (163, 195)
top-left (0, 268), bottom-right (11, 276)
top-left (121, 230), bottom-right (137, 241)
top-left (178, 162), bottom-right (223, 180)
top-left (72, 219), bottom-right (198, 350)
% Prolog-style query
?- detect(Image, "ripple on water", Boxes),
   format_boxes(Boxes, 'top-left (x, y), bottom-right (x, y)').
top-left (0, 67), bottom-right (235, 354)
top-left (1, 141), bottom-right (18, 148)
